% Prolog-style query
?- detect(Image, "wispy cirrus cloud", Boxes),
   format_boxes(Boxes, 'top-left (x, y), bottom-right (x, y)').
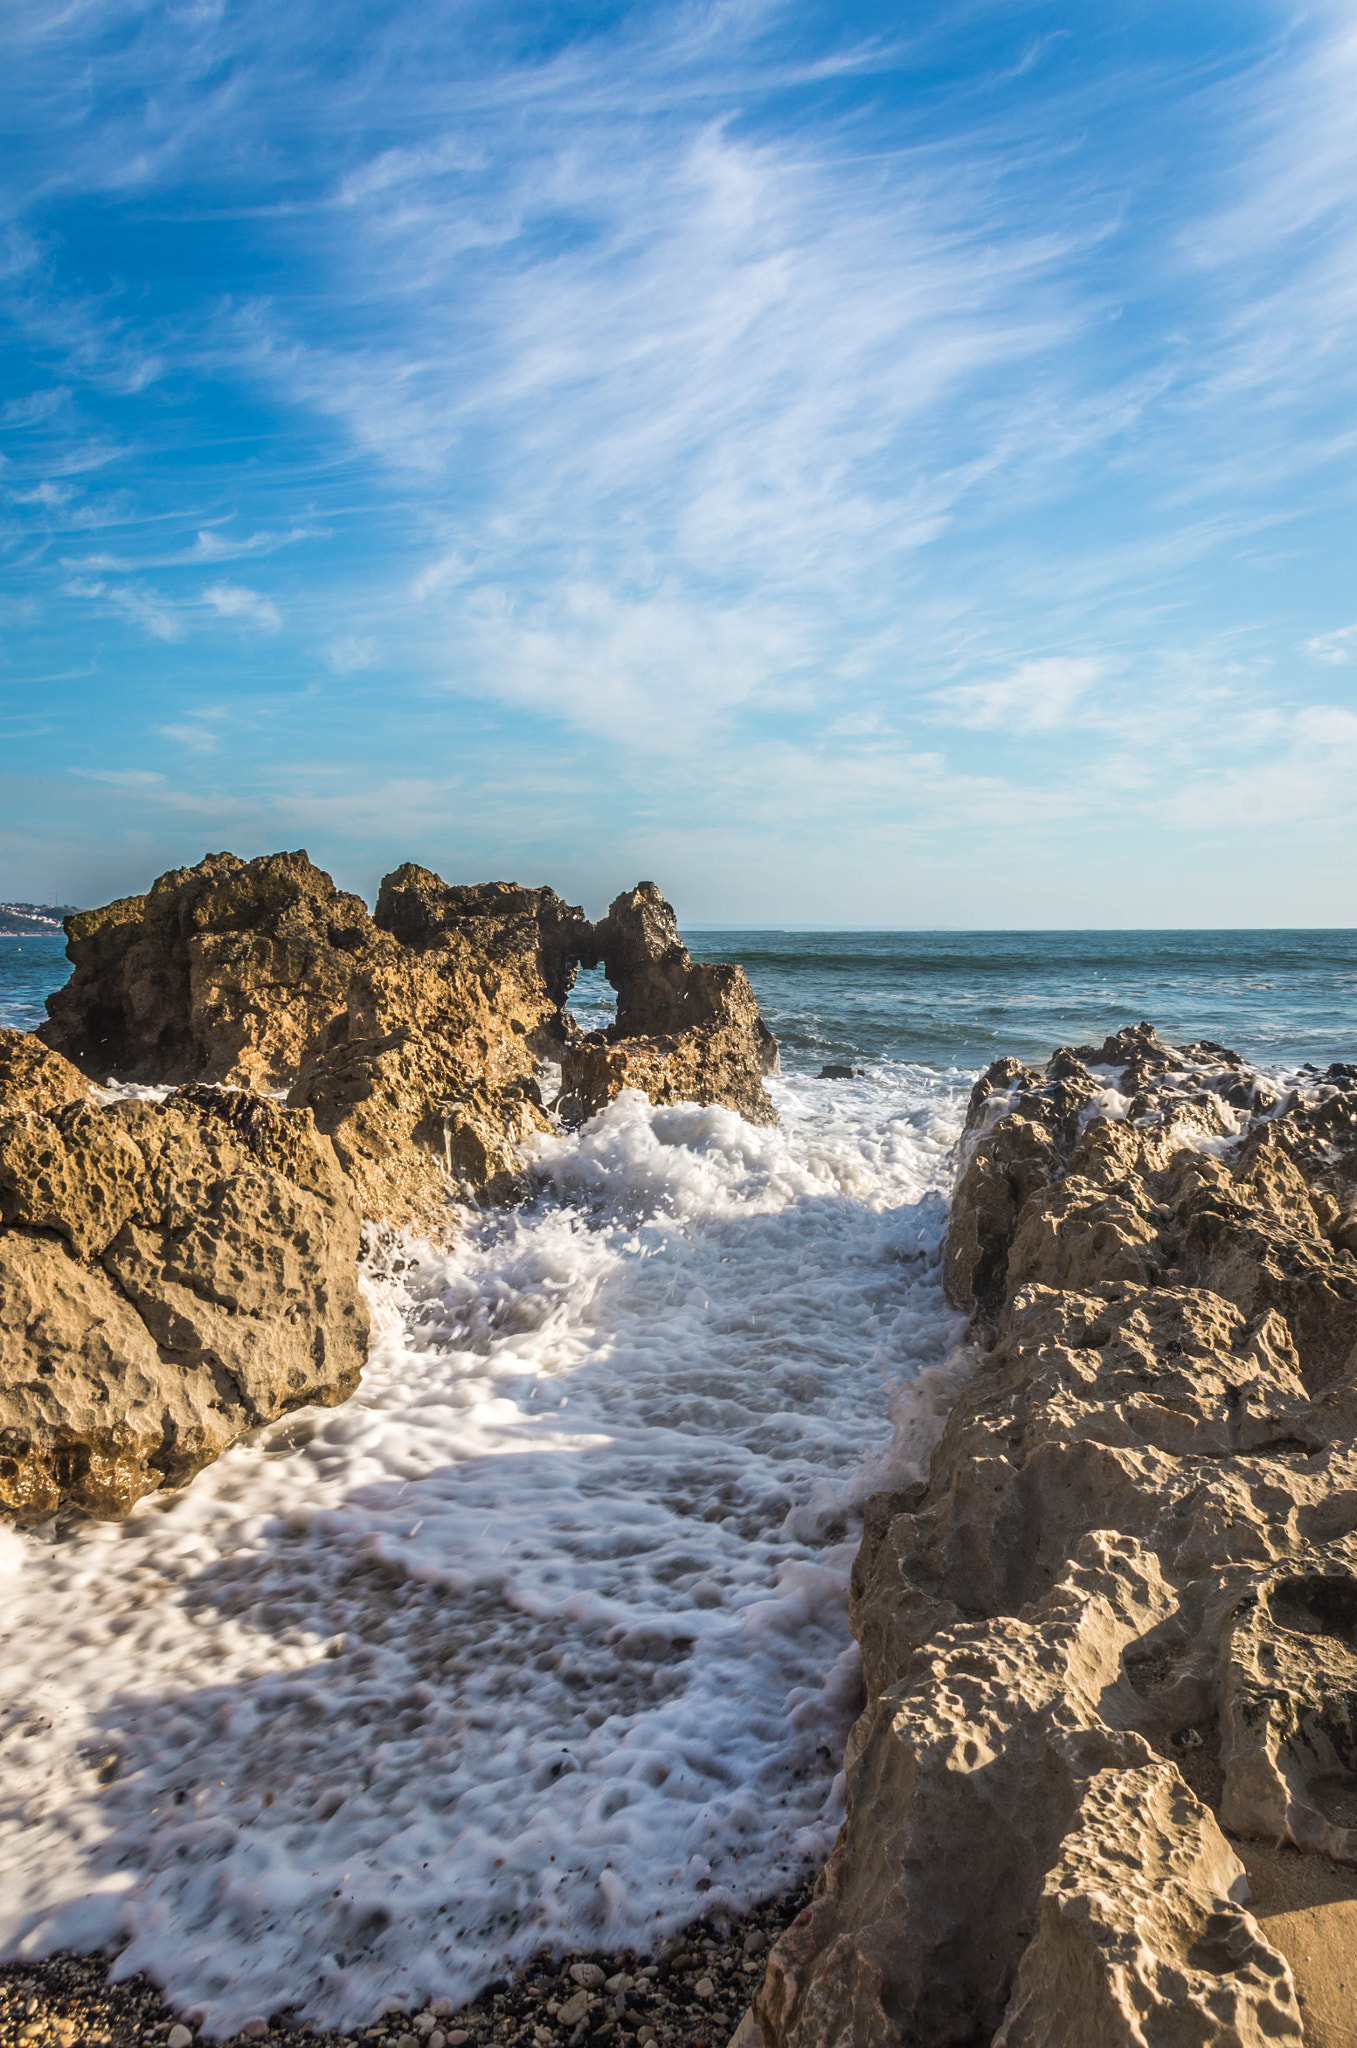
top-left (933, 658), bottom-right (1106, 734)
top-left (2, 0), bottom-right (1357, 912)
top-left (1307, 624), bottom-right (1357, 666)
top-left (62, 576), bottom-right (283, 639)
top-left (202, 582), bottom-right (282, 631)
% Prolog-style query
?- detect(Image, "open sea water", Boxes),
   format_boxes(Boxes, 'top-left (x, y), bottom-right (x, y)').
top-left (0, 928), bottom-right (1353, 2032)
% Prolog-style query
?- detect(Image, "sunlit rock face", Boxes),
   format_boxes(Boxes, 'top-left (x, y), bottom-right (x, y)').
top-left (0, 1032), bottom-right (367, 1522)
top-left (561, 882), bottom-right (779, 1131)
top-left (38, 853), bottom-right (780, 1235)
top-left (736, 1025), bottom-right (1357, 2048)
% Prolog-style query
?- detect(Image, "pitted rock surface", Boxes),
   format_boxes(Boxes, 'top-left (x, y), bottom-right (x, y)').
top-left (738, 1024), bottom-right (1357, 2048)
top-left (561, 883), bottom-right (778, 1130)
top-left (0, 1031), bottom-right (367, 1521)
top-left (40, 856), bottom-right (778, 1230)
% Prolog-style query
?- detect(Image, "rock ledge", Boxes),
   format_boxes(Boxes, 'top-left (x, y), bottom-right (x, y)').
top-left (738, 1024), bottom-right (1357, 2047)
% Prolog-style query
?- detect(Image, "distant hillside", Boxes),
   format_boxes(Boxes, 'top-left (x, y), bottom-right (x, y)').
top-left (0, 902), bottom-right (82, 938)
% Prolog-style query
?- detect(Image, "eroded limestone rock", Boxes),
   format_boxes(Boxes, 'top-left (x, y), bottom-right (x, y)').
top-left (561, 884), bottom-right (778, 1129)
top-left (39, 849), bottom-right (376, 1089)
top-left (740, 1026), bottom-right (1357, 2048)
top-left (0, 1031), bottom-right (367, 1522)
top-left (41, 857), bottom-right (779, 1231)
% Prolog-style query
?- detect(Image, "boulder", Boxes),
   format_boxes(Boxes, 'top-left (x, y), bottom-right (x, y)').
top-left (738, 1031), bottom-right (1357, 2047)
top-left (39, 849), bottom-right (378, 1089)
top-left (561, 884), bottom-right (778, 1128)
top-left (0, 1032), bottom-right (367, 1522)
top-left (289, 868), bottom-right (580, 1232)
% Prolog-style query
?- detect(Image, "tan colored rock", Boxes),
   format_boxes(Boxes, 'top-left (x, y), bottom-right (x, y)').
top-left (561, 883), bottom-right (777, 1128)
top-left (996, 1761), bottom-right (1300, 2047)
top-left (0, 1080), bottom-right (367, 1522)
top-left (39, 849), bottom-right (376, 1089)
top-left (0, 1030), bottom-right (93, 1115)
top-left (37, 858), bottom-right (780, 1224)
top-left (739, 1033), bottom-right (1357, 2048)
top-left (1219, 1558), bottom-right (1357, 1864)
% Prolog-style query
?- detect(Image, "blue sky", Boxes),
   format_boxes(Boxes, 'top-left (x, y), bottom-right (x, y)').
top-left (3, 0), bottom-right (1356, 923)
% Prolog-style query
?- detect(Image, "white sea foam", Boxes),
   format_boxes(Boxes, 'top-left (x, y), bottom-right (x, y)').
top-left (0, 1071), bottom-right (967, 2034)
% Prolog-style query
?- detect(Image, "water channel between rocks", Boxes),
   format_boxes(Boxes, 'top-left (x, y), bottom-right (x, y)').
top-left (0, 1067), bottom-right (968, 2036)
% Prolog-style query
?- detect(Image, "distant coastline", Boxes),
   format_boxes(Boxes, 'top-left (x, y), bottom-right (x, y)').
top-left (0, 904), bottom-right (81, 939)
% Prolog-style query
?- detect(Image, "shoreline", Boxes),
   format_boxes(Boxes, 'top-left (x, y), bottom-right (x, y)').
top-left (1, 1882), bottom-right (815, 2048)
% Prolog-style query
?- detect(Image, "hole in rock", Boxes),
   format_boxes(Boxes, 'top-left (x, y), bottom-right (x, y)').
top-left (1270, 1576), bottom-right (1357, 1647)
top-left (1306, 1771), bottom-right (1357, 1832)
top-left (565, 961), bottom-right (616, 1032)
top-left (1124, 1644), bottom-right (1182, 1697)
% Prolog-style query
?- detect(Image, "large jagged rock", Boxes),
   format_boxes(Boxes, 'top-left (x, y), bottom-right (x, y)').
top-left (39, 850), bottom-right (377, 1089)
top-left (0, 1031), bottom-right (367, 1522)
top-left (561, 883), bottom-right (778, 1128)
top-left (288, 867), bottom-right (580, 1231)
top-left (40, 857), bottom-right (780, 1230)
top-left (738, 1026), bottom-right (1357, 2048)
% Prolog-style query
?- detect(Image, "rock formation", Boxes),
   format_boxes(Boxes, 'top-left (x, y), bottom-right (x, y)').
top-left (0, 1029), bottom-right (367, 1523)
top-left (40, 855), bottom-right (779, 1231)
top-left (737, 1025), bottom-right (1357, 2048)
top-left (560, 883), bottom-right (779, 1129)
top-left (40, 850), bottom-right (376, 1090)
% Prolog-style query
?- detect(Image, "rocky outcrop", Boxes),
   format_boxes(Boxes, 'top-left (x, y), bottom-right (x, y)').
top-left (560, 883), bottom-right (778, 1128)
top-left (41, 857), bottom-right (779, 1230)
top-left (0, 1031), bottom-right (367, 1522)
top-left (39, 850), bottom-right (377, 1089)
top-left (287, 867), bottom-right (582, 1231)
top-left (738, 1025), bottom-right (1357, 2048)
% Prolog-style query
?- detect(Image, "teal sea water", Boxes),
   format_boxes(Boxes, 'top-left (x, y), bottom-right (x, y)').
top-left (5, 927), bottom-right (1356, 1071)
top-left (687, 929), bottom-right (1357, 1074)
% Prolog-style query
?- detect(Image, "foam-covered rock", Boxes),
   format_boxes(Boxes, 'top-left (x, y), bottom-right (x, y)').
top-left (738, 1027), bottom-right (1357, 2047)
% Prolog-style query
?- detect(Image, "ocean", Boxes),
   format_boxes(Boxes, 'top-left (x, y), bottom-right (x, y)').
top-left (10, 926), bottom-right (1355, 1068)
top-left (0, 928), bottom-right (1353, 2031)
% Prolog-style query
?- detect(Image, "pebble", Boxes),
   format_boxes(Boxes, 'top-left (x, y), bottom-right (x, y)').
top-left (0, 1879), bottom-right (811, 2046)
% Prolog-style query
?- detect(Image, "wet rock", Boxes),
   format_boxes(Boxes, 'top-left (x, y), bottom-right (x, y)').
top-left (0, 1033), bottom-right (367, 1521)
top-left (737, 1031), bottom-right (1357, 2047)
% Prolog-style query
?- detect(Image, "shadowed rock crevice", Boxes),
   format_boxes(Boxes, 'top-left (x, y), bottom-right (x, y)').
top-left (738, 1023), bottom-right (1357, 2048)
